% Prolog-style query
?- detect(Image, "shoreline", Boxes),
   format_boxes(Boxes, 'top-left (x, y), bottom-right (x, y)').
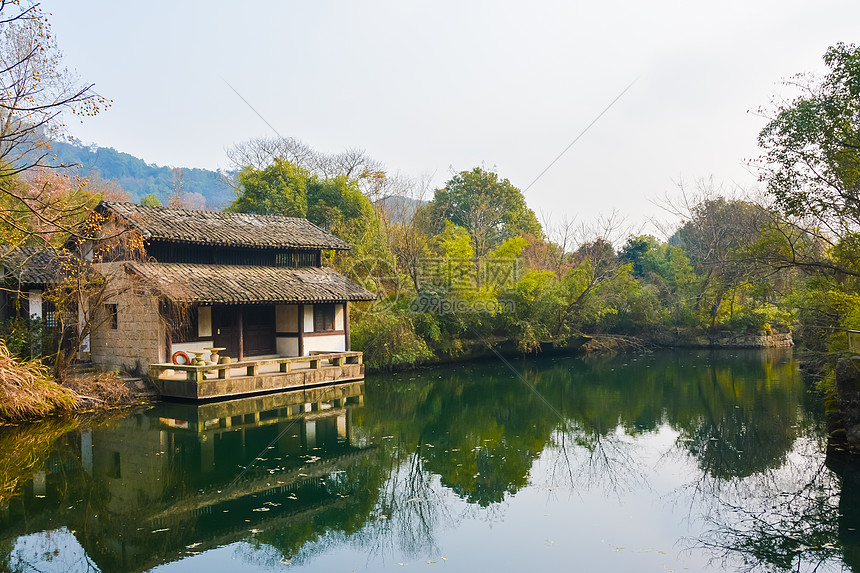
top-left (2, 330), bottom-right (796, 424)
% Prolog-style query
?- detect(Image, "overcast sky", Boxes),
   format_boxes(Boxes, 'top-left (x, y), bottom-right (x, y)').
top-left (47, 0), bottom-right (860, 231)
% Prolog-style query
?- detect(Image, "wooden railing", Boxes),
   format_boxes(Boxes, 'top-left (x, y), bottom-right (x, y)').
top-left (849, 330), bottom-right (860, 355)
top-left (148, 351), bottom-right (363, 382)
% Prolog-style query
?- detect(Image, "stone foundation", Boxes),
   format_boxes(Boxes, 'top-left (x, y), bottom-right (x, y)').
top-left (154, 363), bottom-right (365, 400)
top-left (649, 329), bottom-right (793, 349)
top-left (829, 358), bottom-right (860, 454)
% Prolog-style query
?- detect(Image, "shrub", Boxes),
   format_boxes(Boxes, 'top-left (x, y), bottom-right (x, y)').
top-left (724, 304), bottom-right (791, 334)
top-left (351, 307), bottom-right (432, 371)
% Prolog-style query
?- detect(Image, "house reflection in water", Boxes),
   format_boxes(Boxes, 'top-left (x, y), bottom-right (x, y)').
top-left (0, 382), bottom-right (375, 573)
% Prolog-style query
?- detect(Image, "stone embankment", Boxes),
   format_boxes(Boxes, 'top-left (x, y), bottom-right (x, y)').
top-left (649, 329), bottom-right (793, 349)
top-left (830, 358), bottom-right (860, 454)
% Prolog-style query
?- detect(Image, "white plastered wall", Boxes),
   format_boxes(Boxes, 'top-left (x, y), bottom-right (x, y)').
top-left (303, 305), bottom-right (314, 333)
top-left (303, 334), bottom-right (346, 354)
top-left (28, 290), bottom-right (42, 319)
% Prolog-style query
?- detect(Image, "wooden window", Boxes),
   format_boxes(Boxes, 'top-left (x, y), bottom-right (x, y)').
top-left (106, 304), bottom-right (118, 329)
top-left (313, 304), bottom-right (336, 332)
top-left (44, 300), bottom-right (57, 328)
top-left (274, 250), bottom-right (321, 268)
top-left (295, 251), bottom-right (320, 267)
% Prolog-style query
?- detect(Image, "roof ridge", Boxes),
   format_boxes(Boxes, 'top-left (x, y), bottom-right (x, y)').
top-left (96, 201), bottom-right (351, 250)
top-left (99, 200), bottom-right (311, 222)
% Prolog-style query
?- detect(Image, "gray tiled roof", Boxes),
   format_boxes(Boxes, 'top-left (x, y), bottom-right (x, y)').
top-left (0, 247), bottom-right (58, 285)
top-left (124, 262), bottom-right (377, 304)
top-left (97, 201), bottom-right (351, 250)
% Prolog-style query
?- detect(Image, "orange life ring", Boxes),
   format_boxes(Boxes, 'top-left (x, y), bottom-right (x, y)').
top-left (172, 350), bottom-right (190, 365)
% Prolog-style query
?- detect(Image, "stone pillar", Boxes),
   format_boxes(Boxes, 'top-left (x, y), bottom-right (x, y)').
top-left (200, 435), bottom-right (214, 473)
top-left (305, 420), bottom-right (316, 449)
top-left (81, 429), bottom-right (93, 475)
top-left (344, 302), bottom-right (350, 351)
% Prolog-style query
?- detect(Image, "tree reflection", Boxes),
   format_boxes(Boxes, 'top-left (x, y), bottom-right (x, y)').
top-left (0, 350), bottom-right (826, 572)
top-left (688, 435), bottom-right (854, 573)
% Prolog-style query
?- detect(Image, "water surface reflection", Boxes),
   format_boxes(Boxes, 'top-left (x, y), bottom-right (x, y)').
top-left (0, 350), bottom-right (854, 572)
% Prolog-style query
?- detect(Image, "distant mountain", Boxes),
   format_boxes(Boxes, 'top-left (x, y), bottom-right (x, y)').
top-left (49, 140), bottom-right (236, 209)
top-left (377, 195), bottom-right (426, 224)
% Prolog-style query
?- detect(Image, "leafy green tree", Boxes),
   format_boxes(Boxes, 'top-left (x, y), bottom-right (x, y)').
top-left (617, 235), bottom-right (660, 279)
top-left (227, 158), bottom-right (309, 217)
top-left (753, 43), bottom-right (860, 352)
top-left (306, 175), bottom-right (376, 245)
top-left (428, 167), bottom-right (540, 259)
top-left (757, 42), bottom-right (860, 233)
top-left (139, 193), bottom-right (161, 206)
top-left (671, 198), bottom-right (769, 328)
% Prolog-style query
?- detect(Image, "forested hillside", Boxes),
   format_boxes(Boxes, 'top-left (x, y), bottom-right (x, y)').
top-left (50, 139), bottom-right (236, 208)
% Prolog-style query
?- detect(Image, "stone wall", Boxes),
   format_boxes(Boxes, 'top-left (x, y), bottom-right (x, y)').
top-left (649, 329), bottom-right (793, 349)
top-left (91, 289), bottom-right (165, 375)
top-left (829, 358), bottom-right (860, 454)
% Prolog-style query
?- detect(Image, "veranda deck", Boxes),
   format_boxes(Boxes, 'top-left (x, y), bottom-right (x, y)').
top-left (148, 351), bottom-right (364, 400)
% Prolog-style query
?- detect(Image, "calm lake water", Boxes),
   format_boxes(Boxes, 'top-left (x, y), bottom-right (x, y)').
top-left (1, 349), bottom-right (857, 572)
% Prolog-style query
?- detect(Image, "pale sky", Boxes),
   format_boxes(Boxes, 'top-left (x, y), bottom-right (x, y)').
top-left (47, 0), bottom-right (860, 231)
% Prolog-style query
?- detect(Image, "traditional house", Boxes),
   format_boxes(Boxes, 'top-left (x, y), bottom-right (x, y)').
top-left (87, 201), bottom-right (376, 378)
top-left (0, 247), bottom-right (58, 326)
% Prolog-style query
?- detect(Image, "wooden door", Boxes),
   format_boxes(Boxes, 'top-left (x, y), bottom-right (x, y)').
top-left (213, 307), bottom-right (240, 359)
top-left (242, 305), bottom-right (276, 357)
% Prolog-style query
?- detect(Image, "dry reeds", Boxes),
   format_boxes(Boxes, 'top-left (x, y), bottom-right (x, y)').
top-left (0, 339), bottom-right (80, 422)
top-left (0, 417), bottom-right (79, 500)
top-left (63, 370), bottom-right (134, 407)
